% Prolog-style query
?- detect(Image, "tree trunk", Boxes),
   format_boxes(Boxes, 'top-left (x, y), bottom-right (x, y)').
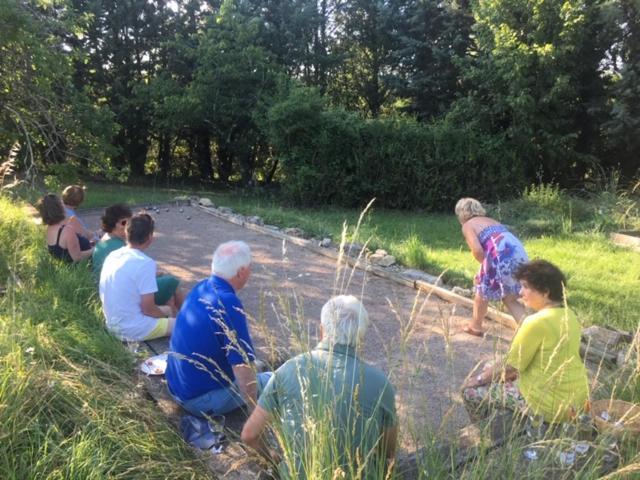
top-left (192, 131), bottom-right (213, 181)
top-left (128, 134), bottom-right (149, 177)
top-left (216, 141), bottom-right (233, 183)
top-left (265, 157), bottom-right (279, 185)
top-left (240, 147), bottom-right (253, 186)
top-left (158, 134), bottom-right (172, 181)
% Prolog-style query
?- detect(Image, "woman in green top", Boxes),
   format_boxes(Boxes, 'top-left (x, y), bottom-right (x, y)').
top-left (463, 260), bottom-right (589, 424)
top-left (92, 204), bottom-right (182, 306)
top-left (92, 204), bottom-right (132, 281)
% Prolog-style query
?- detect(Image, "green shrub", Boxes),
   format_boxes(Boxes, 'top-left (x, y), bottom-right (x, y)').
top-left (264, 86), bottom-right (526, 210)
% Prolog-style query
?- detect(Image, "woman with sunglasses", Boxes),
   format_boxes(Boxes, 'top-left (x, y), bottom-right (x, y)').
top-left (92, 204), bottom-right (133, 282)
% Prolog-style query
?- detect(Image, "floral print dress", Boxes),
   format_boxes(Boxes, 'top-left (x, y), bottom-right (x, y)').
top-left (475, 225), bottom-right (529, 301)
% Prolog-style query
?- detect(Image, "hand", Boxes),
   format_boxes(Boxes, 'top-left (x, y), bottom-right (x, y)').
top-left (463, 374), bottom-right (486, 389)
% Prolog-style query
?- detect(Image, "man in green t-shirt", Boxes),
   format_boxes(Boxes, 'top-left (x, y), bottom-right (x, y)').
top-left (241, 295), bottom-right (397, 479)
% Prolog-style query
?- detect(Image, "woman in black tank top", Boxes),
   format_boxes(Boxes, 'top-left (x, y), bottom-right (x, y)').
top-left (36, 194), bottom-right (94, 263)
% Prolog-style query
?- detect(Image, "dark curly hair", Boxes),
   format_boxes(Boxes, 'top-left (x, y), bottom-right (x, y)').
top-left (101, 204), bottom-right (132, 233)
top-left (515, 260), bottom-right (567, 303)
top-left (126, 213), bottom-right (154, 245)
top-left (36, 194), bottom-right (66, 225)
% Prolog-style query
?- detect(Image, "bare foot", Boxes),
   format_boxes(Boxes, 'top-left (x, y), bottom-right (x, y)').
top-left (461, 325), bottom-right (486, 338)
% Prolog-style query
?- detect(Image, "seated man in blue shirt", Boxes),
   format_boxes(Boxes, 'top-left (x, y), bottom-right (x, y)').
top-left (242, 295), bottom-right (398, 478)
top-left (165, 240), bottom-right (271, 416)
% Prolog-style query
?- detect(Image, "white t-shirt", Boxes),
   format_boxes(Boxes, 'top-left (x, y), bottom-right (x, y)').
top-left (99, 246), bottom-right (158, 340)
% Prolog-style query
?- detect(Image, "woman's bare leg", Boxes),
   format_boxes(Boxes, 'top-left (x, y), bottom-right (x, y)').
top-left (503, 294), bottom-right (526, 323)
top-left (470, 293), bottom-right (489, 332)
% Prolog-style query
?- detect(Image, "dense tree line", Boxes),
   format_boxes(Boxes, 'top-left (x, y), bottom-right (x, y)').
top-left (1, 0), bottom-right (638, 208)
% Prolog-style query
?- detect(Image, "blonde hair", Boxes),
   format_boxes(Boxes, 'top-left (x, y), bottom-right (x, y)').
top-left (455, 197), bottom-right (486, 223)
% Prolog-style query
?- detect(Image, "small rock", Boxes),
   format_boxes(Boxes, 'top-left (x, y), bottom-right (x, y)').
top-left (283, 227), bottom-right (305, 238)
top-left (186, 216), bottom-right (191, 220)
top-left (199, 198), bottom-right (214, 208)
top-left (179, 208), bottom-right (184, 213)
top-left (165, 208), bottom-right (170, 212)
top-left (342, 242), bottom-right (366, 257)
top-left (452, 286), bottom-right (473, 298)
top-left (369, 252), bottom-right (396, 267)
top-left (264, 225), bottom-right (280, 231)
top-left (402, 269), bottom-right (443, 286)
top-left (218, 207), bottom-right (234, 215)
top-left (229, 214), bottom-right (246, 224)
top-left (246, 216), bottom-right (264, 226)
top-left (174, 195), bottom-right (190, 206)
top-left (319, 238), bottom-right (332, 248)
top-left (373, 249), bottom-right (388, 256)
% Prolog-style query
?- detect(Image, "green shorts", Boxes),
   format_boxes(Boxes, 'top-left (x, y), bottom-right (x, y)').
top-left (154, 275), bottom-right (179, 305)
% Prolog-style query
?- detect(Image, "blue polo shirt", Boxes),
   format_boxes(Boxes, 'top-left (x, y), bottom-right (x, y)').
top-left (165, 275), bottom-right (256, 402)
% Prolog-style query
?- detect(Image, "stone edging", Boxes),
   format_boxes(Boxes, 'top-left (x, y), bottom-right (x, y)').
top-left (191, 201), bottom-right (518, 331)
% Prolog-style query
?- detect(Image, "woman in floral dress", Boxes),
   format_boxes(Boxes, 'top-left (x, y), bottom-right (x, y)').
top-left (455, 197), bottom-right (529, 336)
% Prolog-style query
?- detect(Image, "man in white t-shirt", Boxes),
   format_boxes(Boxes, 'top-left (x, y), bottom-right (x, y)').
top-left (99, 213), bottom-right (182, 341)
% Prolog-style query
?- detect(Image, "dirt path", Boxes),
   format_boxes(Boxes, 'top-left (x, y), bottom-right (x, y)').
top-left (84, 203), bottom-right (513, 446)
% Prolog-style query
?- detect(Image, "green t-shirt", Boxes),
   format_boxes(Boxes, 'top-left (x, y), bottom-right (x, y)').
top-left (92, 237), bottom-right (125, 282)
top-left (506, 307), bottom-right (589, 423)
top-left (258, 342), bottom-right (397, 479)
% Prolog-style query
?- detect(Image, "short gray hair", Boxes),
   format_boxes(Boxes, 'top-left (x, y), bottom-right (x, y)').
top-left (455, 197), bottom-right (486, 223)
top-left (211, 241), bottom-right (251, 279)
top-left (320, 295), bottom-right (369, 347)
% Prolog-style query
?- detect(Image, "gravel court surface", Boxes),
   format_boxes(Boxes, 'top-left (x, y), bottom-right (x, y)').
top-left (83, 203), bottom-right (514, 446)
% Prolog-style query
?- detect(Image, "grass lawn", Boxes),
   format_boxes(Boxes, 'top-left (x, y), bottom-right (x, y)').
top-left (70, 181), bottom-right (640, 331)
top-left (0, 196), bottom-right (209, 479)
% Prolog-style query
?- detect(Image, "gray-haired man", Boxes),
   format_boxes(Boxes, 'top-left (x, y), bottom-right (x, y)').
top-left (165, 240), bottom-right (271, 417)
top-left (242, 295), bottom-right (398, 478)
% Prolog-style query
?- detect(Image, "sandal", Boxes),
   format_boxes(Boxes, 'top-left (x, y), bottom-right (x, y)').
top-left (462, 325), bottom-right (486, 338)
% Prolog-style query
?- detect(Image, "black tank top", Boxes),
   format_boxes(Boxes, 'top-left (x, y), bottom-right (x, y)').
top-left (48, 225), bottom-right (92, 263)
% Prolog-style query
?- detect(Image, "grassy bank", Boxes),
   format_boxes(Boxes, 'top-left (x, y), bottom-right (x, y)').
top-left (62, 181), bottom-right (640, 331)
top-left (0, 197), bottom-right (209, 479)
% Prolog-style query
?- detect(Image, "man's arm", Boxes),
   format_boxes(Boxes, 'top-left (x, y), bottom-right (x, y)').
top-left (232, 363), bottom-right (258, 409)
top-left (140, 292), bottom-right (170, 318)
top-left (241, 405), bottom-right (274, 460)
